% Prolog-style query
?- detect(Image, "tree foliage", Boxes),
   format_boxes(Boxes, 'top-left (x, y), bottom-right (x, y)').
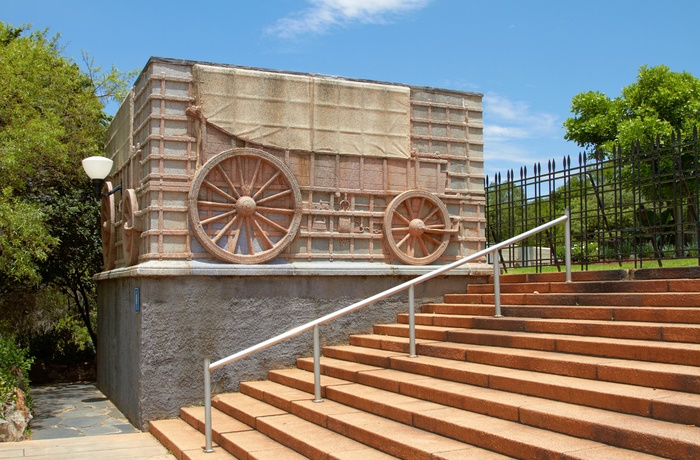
top-left (0, 22), bottom-right (135, 352)
top-left (564, 65), bottom-right (700, 156)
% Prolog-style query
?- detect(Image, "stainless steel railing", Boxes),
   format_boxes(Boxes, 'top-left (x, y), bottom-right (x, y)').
top-left (203, 210), bottom-right (571, 452)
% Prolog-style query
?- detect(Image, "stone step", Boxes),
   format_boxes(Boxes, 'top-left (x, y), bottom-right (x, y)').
top-left (295, 355), bottom-right (700, 425)
top-left (149, 417), bottom-right (237, 459)
top-left (396, 313), bottom-right (700, 343)
top-left (330, 340), bottom-right (700, 394)
top-left (493, 266), bottom-right (700, 284)
top-left (371, 323), bottom-right (700, 366)
top-left (260, 368), bottom-right (682, 459)
top-left (214, 391), bottom-right (492, 459)
top-left (179, 404), bottom-right (323, 460)
top-left (421, 303), bottom-right (700, 324)
top-left (467, 278), bottom-right (700, 294)
top-left (443, 291), bottom-right (700, 307)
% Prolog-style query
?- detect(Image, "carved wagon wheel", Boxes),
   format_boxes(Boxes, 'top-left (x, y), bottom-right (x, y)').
top-left (101, 181), bottom-right (116, 270)
top-left (384, 190), bottom-right (452, 265)
top-left (122, 189), bottom-right (142, 266)
top-left (188, 148), bottom-right (302, 264)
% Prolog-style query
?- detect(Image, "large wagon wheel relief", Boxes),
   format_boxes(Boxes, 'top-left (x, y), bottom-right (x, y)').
top-left (188, 148), bottom-right (302, 264)
top-left (384, 190), bottom-right (453, 265)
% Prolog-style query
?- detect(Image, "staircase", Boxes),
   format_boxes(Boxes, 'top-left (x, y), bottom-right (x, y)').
top-left (150, 267), bottom-right (700, 459)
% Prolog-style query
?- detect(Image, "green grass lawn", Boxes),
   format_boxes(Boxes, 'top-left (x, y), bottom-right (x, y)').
top-left (505, 257), bottom-right (699, 274)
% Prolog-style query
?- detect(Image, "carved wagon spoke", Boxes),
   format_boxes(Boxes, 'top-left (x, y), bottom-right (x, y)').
top-left (215, 163), bottom-right (241, 199)
top-left (256, 189), bottom-right (292, 206)
top-left (247, 158), bottom-right (263, 197)
top-left (202, 179), bottom-right (238, 203)
top-left (417, 237), bottom-right (430, 258)
top-left (255, 212), bottom-right (291, 234)
top-left (252, 170), bottom-right (282, 201)
top-left (212, 214), bottom-right (240, 245)
top-left (251, 217), bottom-right (275, 250)
top-left (384, 190), bottom-right (452, 265)
top-left (256, 205), bottom-right (297, 215)
top-left (189, 148), bottom-right (302, 264)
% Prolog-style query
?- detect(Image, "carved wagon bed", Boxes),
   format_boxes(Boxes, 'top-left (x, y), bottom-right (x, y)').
top-left (103, 59), bottom-right (485, 268)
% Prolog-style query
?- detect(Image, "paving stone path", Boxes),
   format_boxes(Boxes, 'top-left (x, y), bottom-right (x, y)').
top-left (29, 382), bottom-right (139, 440)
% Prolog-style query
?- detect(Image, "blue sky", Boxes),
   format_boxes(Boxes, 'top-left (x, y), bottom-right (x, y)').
top-left (5, 0), bottom-right (700, 179)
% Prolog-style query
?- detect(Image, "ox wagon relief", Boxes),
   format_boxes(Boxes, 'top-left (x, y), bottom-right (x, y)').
top-left (101, 60), bottom-right (485, 268)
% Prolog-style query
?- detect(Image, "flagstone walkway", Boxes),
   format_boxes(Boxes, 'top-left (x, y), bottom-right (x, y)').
top-left (0, 383), bottom-right (175, 459)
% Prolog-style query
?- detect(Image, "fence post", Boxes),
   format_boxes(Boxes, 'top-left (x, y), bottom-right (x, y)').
top-left (313, 325), bottom-right (323, 403)
top-left (494, 255), bottom-right (502, 317)
top-left (565, 209), bottom-right (572, 282)
top-left (408, 284), bottom-right (417, 357)
top-left (203, 359), bottom-right (213, 453)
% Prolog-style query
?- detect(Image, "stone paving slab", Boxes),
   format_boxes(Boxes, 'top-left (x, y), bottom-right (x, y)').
top-left (29, 383), bottom-right (140, 440)
top-left (0, 432), bottom-right (175, 459)
top-left (0, 383), bottom-right (175, 459)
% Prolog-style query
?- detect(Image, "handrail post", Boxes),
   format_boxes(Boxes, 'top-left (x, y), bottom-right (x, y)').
top-left (313, 325), bottom-right (323, 403)
top-left (564, 209), bottom-right (572, 283)
top-left (494, 254), bottom-right (502, 317)
top-left (203, 359), bottom-right (214, 453)
top-left (408, 285), bottom-right (417, 358)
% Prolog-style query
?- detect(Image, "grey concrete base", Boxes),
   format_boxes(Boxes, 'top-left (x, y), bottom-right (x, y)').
top-left (95, 260), bottom-right (490, 429)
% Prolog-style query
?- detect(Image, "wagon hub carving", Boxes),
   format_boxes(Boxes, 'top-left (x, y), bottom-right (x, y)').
top-left (408, 219), bottom-right (426, 237)
top-left (236, 196), bottom-right (257, 217)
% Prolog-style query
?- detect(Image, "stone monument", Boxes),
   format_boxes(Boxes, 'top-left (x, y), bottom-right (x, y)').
top-left (97, 57), bottom-right (487, 428)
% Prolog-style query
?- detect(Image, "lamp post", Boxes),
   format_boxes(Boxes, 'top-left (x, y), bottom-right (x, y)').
top-left (82, 156), bottom-right (121, 198)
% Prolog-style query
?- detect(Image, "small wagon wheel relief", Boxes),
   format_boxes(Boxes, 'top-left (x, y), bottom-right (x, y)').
top-left (122, 188), bottom-right (142, 266)
top-left (384, 190), bottom-right (452, 265)
top-left (188, 148), bottom-right (302, 264)
top-left (101, 181), bottom-right (116, 270)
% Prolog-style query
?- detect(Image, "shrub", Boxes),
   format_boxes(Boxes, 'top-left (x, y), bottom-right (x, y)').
top-left (28, 316), bottom-right (94, 366)
top-left (0, 336), bottom-right (33, 418)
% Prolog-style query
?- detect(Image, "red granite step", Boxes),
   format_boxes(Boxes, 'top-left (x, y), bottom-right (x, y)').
top-left (259, 368), bottom-right (693, 458)
top-left (397, 312), bottom-right (700, 343)
top-left (467, 278), bottom-right (700, 294)
top-left (421, 303), bottom-right (700, 324)
top-left (370, 323), bottom-right (700, 366)
top-left (212, 392), bottom-right (398, 459)
top-left (149, 416), bottom-right (238, 459)
top-left (329, 340), bottom-right (700, 394)
top-left (295, 354), bottom-right (700, 425)
top-left (444, 291), bottom-right (700, 307)
top-left (217, 389), bottom-right (506, 459)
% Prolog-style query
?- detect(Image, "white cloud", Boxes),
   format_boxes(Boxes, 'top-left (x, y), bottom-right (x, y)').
top-left (265, 0), bottom-right (432, 39)
top-left (483, 92), bottom-right (564, 177)
top-left (484, 93), bottom-right (559, 135)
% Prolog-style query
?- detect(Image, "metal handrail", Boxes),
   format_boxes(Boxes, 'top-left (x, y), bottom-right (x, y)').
top-left (203, 210), bottom-right (571, 452)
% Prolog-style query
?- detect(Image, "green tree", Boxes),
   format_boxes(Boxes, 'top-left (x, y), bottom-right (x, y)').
top-left (564, 65), bottom-right (700, 260)
top-left (564, 65), bottom-right (700, 156)
top-left (0, 22), bottom-right (134, 349)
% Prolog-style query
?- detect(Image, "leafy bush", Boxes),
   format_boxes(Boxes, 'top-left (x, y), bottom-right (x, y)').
top-left (571, 242), bottom-right (599, 263)
top-left (28, 317), bottom-right (94, 366)
top-left (0, 336), bottom-right (33, 417)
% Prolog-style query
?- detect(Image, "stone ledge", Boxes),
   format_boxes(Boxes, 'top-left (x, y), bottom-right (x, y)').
top-left (94, 260), bottom-right (492, 280)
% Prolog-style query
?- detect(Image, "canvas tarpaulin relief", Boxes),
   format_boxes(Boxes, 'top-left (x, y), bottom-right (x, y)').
top-left (193, 65), bottom-right (411, 159)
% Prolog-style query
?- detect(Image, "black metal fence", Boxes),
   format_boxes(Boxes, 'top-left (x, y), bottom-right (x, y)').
top-left (485, 128), bottom-right (700, 271)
